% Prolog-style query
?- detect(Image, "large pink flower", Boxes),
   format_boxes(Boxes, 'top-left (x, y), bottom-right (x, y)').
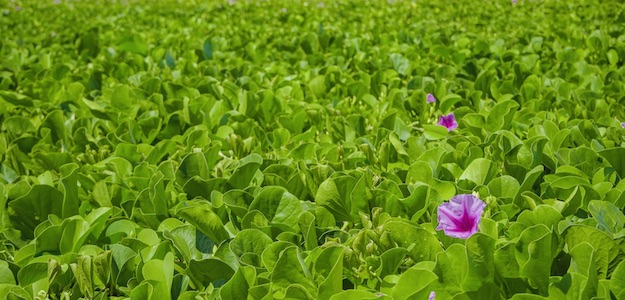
top-left (437, 113), bottom-right (458, 131)
top-left (436, 194), bottom-right (485, 239)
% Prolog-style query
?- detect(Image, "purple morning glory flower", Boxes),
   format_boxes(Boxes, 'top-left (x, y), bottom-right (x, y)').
top-left (426, 93), bottom-right (437, 104)
top-left (429, 291), bottom-right (436, 300)
top-left (437, 113), bottom-right (458, 131)
top-left (436, 194), bottom-right (486, 239)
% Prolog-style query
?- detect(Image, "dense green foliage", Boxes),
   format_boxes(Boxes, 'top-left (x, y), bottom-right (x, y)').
top-left (2, 0), bottom-right (625, 299)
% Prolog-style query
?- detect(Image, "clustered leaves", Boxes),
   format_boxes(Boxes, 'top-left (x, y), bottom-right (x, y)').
top-left (1, 0), bottom-right (625, 299)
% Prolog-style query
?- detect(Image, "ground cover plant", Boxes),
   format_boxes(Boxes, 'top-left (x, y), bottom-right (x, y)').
top-left (2, 0), bottom-right (625, 299)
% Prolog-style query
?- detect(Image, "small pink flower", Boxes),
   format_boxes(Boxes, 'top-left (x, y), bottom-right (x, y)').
top-left (426, 93), bottom-right (437, 103)
top-left (429, 291), bottom-right (436, 300)
top-left (437, 194), bottom-right (485, 239)
top-left (437, 113), bottom-right (458, 131)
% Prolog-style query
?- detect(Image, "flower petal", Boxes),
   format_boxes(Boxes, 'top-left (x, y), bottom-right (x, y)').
top-left (437, 113), bottom-right (458, 131)
top-left (436, 194), bottom-right (485, 238)
top-left (429, 291), bottom-right (436, 300)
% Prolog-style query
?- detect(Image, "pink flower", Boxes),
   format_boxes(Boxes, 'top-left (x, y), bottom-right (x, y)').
top-left (437, 113), bottom-right (458, 131)
top-left (436, 194), bottom-right (485, 239)
top-left (429, 291), bottom-right (436, 300)
top-left (426, 93), bottom-right (437, 103)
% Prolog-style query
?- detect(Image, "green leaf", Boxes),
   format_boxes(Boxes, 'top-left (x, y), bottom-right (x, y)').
top-left (399, 183), bottom-right (439, 220)
top-left (516, 205), bottom-right (562, 230)
top-left (203, 39), bottom-right (213, 60)
top-left (514, 165), bottom-right (544, 206)
top-left (142, 252), bottom-right (175, 300)
top-left (110, 244), bottom-right (138, 286)
top-left (299, 211), bottom-right (318, 251)
top-left (1, 116), bottom-right (36, 135)
top-left (59, 217), bottom-right (92, 253)
top-left (17, 262), bottom-right (47, 286)
top-left (188, 258), bottom-right (234, 289)
top-left (329, 290), bottom-right (388, 300)
top-left (0, 284), bottom-right (30, 300)
top-left (564, 225), bottom-right (625, 279)
top-left (516, 224), bottom-right (553, 294)
top-left (607, 49), bottom-right (619, 66)
top-left (566, 242), bottom-right (598, 299)
top-left (261, 241), bottom-right (294, 272)
top-left (407, 161), bottom-right (456, 199)
top-left (164, 225), bottom-right (203, 264)
top-left (588, 200), bottom-right (625, 237)
top-left (176, 152), bottom-right (210, 184)
top-left (315, 246), bottom-right (344, 300)
top-left (249, 186), bottom-right (303, 231)
top-left (487, 175), bottom-right (520, 199)
top-left (391, 266), bottom-right (438, 300)
top-left (110, 84), bottom-right (137, 112)
top-left (270, 246), bottom-right (315, 295)
top-left (59, 163), bottom-right (80, 219)
top-left (435, 244), bottom-right (468, 294)
top-left (40, 110), bottom-right (68, 145)
top-left (8, 185), bottom-right (63, 239)
top-left (117, 34), bottom-right (148, 55)
top-left (220, 266), bottom-right (255, 300)
top-left (384, 219), bottom-right (443, 263)
top-left (176, 204), bottom-right (230, 243)
top-left (458, 158), bottom-right (498, 187)
top-left (229, 229), bottom-right (273, 266)
top-left (130, 281), bottom-right (154, 300)
top-left (71, 255), bottom-right (94, 299)
top-left (228, 153), bottom-right (263, 189)
top-left (0, 91), bottom-right (34, 107)
top-left (440, 94), bottom-right (463, 113)
top-left (464, 233), bottom-right (496, 291)
top-left (93, 250), bottom-right (112, 288)
top-left (309, 75), bottom-right (326, 98)
top-left (0, 261), bottom-right (15, 285)
top-left (610, 259), bottom-right (625, 299)
top-left (598, 148), bottom-right (625, 178)
top-left (423, 124), bottom-right (449, 140)
top-left (485, 100), bottom-right (519, 132)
